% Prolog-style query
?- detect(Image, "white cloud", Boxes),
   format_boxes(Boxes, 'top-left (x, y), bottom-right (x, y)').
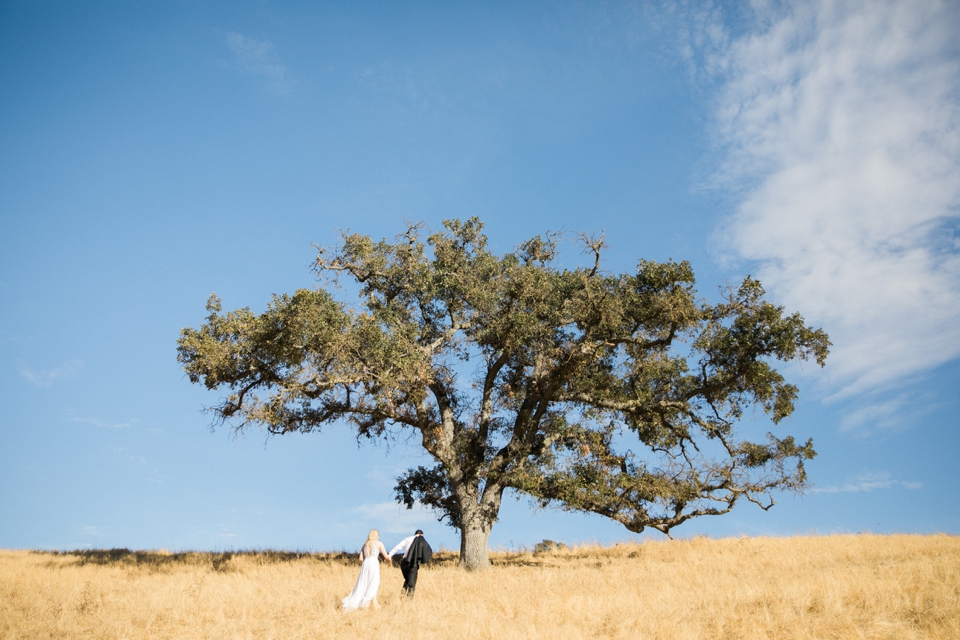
top-left (837, 387), bottom-right (945, 434)
top-left (225, 32), bottom-right (294, 95)
top-left (349, 501), bottom-right (444, 535)
top-left (708, 0), bottom-right (960, 398)
top-left (19, 360), bottom-right (82, 387)
top-left (811, 471), bottom-right (922, 494)
top-left (73, 417), bottom-right (134, 429)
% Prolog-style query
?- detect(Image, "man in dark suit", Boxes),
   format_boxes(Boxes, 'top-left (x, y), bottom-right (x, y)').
top-left (388, 529), bottom-right (433, 598)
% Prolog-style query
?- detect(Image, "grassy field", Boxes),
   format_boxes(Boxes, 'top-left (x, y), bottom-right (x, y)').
top-left (1, 534), bottom-right (957, 639)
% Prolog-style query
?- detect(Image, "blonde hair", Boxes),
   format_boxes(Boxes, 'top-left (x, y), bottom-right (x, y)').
top-left (367, 529), bottom-right (379, 541)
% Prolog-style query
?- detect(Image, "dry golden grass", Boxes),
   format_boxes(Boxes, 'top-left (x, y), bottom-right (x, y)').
top-left (1, 534), bottom-right (957, 639)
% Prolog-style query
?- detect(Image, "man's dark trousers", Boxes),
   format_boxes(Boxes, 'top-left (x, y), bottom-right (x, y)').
top-left (400, 558), bottom-right (419, 598)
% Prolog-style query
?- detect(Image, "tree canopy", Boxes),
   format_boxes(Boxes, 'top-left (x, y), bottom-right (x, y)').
top-left (177, 218), bottom-right (829, 569)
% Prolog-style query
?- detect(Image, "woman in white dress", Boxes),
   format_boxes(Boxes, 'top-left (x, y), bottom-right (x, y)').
top-left (341, 529), bottom-right (391, 611)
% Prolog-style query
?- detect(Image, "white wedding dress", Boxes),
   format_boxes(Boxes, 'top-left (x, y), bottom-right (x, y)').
top-left (341, 544), bottom-right (382, 611)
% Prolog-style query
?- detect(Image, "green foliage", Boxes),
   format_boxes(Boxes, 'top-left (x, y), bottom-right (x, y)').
top-left (178, 218), bottom-right (829, 549)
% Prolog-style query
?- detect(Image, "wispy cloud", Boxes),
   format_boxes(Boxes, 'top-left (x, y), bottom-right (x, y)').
top-left (225, 32), bottom-right (294, 95)
top-left (706, 0), bottom-right (960, 398)
top-left (111, 445), bottom-right (148, 467)
top-left (349, 501), bottom-right (444, 534)
top-left (73, 417), bottom-right (134, 430)
top-left (838, 388), bottom-right (945, 435)
top-left (811, 471), bottom-right (922, 494)
top-left (19, 360), bottom-right (82, 387)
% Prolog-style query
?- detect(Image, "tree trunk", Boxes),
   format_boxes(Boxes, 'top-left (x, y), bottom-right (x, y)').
top-left (459, 519), bottom-right (492, 570)
top-left (457, 483), bottom-right (503, 570)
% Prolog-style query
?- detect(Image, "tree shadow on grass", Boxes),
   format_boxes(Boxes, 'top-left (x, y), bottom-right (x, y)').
top-left (32, 548), bottom-right (360, 572)
top-left (30, 546), bottom-right (624, 571)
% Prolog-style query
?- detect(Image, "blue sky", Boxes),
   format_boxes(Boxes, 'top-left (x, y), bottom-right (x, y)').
top-left (2, 0), bottom-right (959, 553)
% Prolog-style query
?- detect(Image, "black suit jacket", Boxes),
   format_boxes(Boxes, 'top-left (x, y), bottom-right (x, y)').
top-left (405, 536), bottom-right (433, 566)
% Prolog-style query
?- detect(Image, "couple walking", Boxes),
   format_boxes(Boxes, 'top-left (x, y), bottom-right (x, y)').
top-left (340, 529), bottom-right (433, 612)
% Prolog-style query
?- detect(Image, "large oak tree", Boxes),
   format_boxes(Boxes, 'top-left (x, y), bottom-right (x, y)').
top-left (177, 219), bottom-right (829, 569)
